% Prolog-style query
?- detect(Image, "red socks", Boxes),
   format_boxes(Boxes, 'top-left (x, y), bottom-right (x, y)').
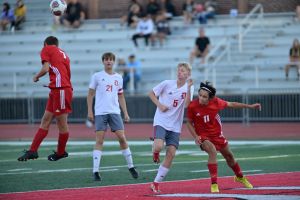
top-left (153, 152), bottom-right (160, 163)
top-left (207, 163), bottom-right (218, 184)
top-left (231, 162), bottom-right (243, 178)
top-left (57, 132), bottom-right (69, 155)
top-left (29, 128), bottom-right (69, 156)
top-left (30, 128), bottom-right (48, 152)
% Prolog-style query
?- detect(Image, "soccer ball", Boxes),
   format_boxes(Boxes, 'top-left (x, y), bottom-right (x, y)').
top-left (50, 0), bottom-right (67, 16)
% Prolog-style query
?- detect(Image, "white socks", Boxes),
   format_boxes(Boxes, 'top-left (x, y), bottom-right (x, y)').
top-left (121, 148), bottom-right (134, 168)
top-left (93, 148), bottom-right (134, 173)
top-left (93, 150), bottom-right (102, 173)
top-left (154, 165), bottom-right (169, 183)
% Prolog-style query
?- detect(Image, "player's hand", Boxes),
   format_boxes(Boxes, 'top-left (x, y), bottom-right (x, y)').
top-left (195, 136), bottom-right (202, 146)
top-left (33, 76), bottom-right (39, 82)
top-left (124, 114), bottom-right (130, 123)
top-left (187, 79), bottom-right (193, 88)
top-left (251, 103), bottom-right (261, 111)
top-left (158, 103), bottom-right (169, 112)
top-left (85, 118), bottom-right (94, 128)
top-left (87, 113), bottom-right (94, 123)
top-left (86, 114), bottom-right (94, 128)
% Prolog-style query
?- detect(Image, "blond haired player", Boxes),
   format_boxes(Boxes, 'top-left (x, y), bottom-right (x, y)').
top-left (87, 52), bottom-right (138, 181)
top-left (149, 62), bottom-right (193, 193)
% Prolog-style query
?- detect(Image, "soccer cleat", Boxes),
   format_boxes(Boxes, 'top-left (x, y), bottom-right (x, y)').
top-left (93, 172), bottom-right (101, 181)
top-left (48, 151), bottom-right (68, 161)
top-left (153, 152), bottom-right (160, 163)
top-left (234, 176), bottom-right (253, 189)
top-left (129, 167), bottom-right (139, 179)
top-left (150, 182), bottom-right (160, 193)
top-left (211, 183), bottom-right (219, 193)
top-left (17, 150), bottom-right (38, 161)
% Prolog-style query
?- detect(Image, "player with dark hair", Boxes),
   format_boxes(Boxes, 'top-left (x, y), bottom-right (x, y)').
top-left (186, 81), bottom-right (261, 193)
top-left (149, 62), bottom-right (193, 193)
top-left (87, 52), bottom-right (139, 182)
top-left (18, 36), bottom-right (72, 162)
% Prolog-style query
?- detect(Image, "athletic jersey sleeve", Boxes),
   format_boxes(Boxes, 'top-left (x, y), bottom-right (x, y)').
top-left (216, 97), bottom-right (228, 110)
top-left (118, 75), bottom-right (124, 95)
top-left (40, 46), bottom-right (50, 64)
top-left (89, 74), bottom-right (97, 90)
top-left (153, 80), bottom-right (168, 96)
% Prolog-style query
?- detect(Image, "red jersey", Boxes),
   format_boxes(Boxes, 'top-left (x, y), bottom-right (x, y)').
top-left (187, 97), bottom-right (228, 137)
top-left (40, 45), bottom-right (72, 89)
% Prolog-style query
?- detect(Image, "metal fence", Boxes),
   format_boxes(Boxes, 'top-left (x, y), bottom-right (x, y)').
top-left (0, 89), bottom-right (299, 124)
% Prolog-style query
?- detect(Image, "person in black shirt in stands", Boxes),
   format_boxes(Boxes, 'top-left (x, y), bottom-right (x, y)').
top-left (62, 0), bottom-right (85, 29)
top-left (189, 28), bottom-right (210, 65)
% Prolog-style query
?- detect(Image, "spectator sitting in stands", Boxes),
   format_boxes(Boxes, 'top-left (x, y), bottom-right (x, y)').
top-left (116, 56), bottom-right (127, 77)
top-left (154, 11), bottom-right (171, 47)
top-left (0, 2), bottom-right (15, 32)
top-left (14, 0), bottom-right (26, 30)
top-left (126, 3), bottom-right (142, 28)
top-left (132, 14), bottom-right (154, 49)
top-left (198, 0), bottom-right (217, 24)
top-left (123, 54), bottom-right (142, 92)
top-left (121, 0), bottom-right (143, 28)
top-left (182, 0), bottom-right (195, 24)
top-left (160, 0), bottom-right (176, 20)
top-left (285, 38), bottom-right (300, 81)
top-left (146, 0), bottom-right (160, 20)
top-left (62, 0), bottom-right (85, 29)
top-left (189, 27), bottom-right (210, 65)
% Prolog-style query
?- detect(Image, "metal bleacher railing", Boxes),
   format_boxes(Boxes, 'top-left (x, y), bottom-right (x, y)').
top-left (1, 88), bottom-right (299, 123)
top-left (203, 4), bottom-right (264, 87)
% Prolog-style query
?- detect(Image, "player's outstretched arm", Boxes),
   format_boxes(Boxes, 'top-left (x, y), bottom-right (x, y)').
top-left (227, 102), bottom-right (261, 110)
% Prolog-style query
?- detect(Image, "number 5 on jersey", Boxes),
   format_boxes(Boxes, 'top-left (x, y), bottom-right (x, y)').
top-left (173, 99), bottom-right (178, 107)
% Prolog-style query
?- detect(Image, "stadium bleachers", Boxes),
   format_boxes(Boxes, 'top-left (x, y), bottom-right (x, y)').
top-left (0, 1), bottom-right (300, 97)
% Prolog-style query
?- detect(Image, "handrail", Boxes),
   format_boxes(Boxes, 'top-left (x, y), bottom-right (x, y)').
top-left (238, 4), bottom-right (264, 52)
top-left (204, 37), bottom-right (231, 86)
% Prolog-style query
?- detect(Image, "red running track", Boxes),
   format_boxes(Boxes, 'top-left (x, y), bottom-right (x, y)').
top-left (0, 122), bottom-right (299, 140)
top-left (1, 171), bottom-right (299, 200)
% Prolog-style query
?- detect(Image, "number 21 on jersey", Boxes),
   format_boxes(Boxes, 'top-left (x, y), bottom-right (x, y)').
top-left (106, 85), bottom-right (112, 92)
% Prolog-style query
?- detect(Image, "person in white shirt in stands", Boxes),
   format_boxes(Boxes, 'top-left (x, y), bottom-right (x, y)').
top-left (148, 62), bottom-right (193, 193)
top-left (87, 52), bottom-right (139, 182)
top-left (132, 13), bottom-right (154, 48)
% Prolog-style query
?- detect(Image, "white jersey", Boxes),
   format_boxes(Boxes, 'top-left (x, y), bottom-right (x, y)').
top-left (153, 80), bottom-right (188, 133)
top-left (89, 70), bottom-right (123, 115)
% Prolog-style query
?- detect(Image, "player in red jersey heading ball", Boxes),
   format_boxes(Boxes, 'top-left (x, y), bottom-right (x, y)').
top-left (18, 36), bottom-right (73, 162)
top-left (186, 81), bottom-right (261, 193)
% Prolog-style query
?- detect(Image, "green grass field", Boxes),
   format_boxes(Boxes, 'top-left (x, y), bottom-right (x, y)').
top-left (0, 140), bottom-right (300, 194)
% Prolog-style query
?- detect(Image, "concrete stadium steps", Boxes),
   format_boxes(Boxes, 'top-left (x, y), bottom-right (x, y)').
top-left (1, 9), bottom-right (299, 95)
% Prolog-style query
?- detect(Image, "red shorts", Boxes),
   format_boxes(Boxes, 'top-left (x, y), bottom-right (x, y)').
top-left (46, 88), bottom-right (73, 116)
top-left (200, 134), bottom-right (228, 151)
